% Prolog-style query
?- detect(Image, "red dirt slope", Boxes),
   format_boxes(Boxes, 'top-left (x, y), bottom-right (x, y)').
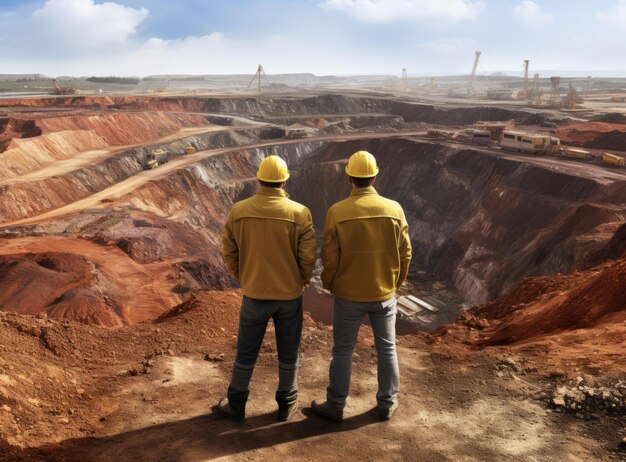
top-left (0, 237), bottom-right (183, 326)
top-left (474, 254), bottom-right (626, 345)
top-left (557, 122), bottom-right (626, 150)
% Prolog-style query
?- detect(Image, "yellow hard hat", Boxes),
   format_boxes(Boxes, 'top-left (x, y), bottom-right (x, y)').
top-left (257, 155), bottom-right (290, 182)
top-left (345, 150), bottom-right (379, 178)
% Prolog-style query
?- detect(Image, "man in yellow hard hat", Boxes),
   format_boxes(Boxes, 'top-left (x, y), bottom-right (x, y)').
top-left (218, 155), bottom-right (316, 422)
top-left (312, 150), bottom-right (411, 422)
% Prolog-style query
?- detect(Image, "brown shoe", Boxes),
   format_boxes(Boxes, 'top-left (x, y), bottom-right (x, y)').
top-left (378, 402), bottom-right (398, 421)
top-left (311, 399), bottom-right (343, 422)
top-left (217, 397), bottom-right (245, 422)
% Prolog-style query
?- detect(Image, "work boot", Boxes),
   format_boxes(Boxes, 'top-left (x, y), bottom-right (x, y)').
top-left (276, 388), bottom-right (298, 421)
top-left (378, 401), bottom-right (398, 421)
top-left (311, 399), bottom-right (343, 422)
top-left (278, 402), bottom-right (298, 421)
top-left (216, 387), bottom-right (248, 421)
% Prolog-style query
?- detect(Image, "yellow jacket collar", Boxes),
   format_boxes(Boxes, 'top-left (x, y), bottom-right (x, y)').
top-left (350, 186), bottom-right (378, 197)
top-left (257, 186), bottom-right (289, 198)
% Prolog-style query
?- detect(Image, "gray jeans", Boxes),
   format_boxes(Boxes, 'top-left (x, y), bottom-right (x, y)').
top-left (228, 296), bottom-right (302, 405)
top-left (327, 296), bottom-right (399, 410)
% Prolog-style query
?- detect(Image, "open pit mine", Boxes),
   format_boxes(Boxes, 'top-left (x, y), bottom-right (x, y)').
top-left (0, 92), bottom-right (624, 461)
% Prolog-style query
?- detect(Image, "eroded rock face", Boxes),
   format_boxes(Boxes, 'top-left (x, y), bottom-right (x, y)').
top-left (288, 138), bottom-right (626, 304)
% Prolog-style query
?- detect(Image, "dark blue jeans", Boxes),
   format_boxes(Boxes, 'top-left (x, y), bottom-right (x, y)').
top-left (228, 296), bottom-right (303, 405)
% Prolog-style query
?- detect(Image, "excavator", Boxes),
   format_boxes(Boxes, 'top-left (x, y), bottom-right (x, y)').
top-left (52, 80), bottom-right (76, 96)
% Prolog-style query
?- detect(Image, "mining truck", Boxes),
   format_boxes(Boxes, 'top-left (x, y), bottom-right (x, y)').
top-left (145, 150), bottom-right (168, 170)
top-left (286, 127), bottom-right (307, 139)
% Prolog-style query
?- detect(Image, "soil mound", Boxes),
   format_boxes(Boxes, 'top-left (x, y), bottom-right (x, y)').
top-left (584, 130), bottom-right (626, 151)
top-left (390, 102), bottom-right (525, 126)
top-left (591, 112), bottom-right (626, 124)
top-left (476, 255), bottom-right (626, 345)
top-left (557, 121), bottom-right (626, 149)
top-left (519, 113), bottom-right (571, 126)
top-left (0, 237), bottom-right (184, 326)
top-left (0, 251), bottom-right (125, 326)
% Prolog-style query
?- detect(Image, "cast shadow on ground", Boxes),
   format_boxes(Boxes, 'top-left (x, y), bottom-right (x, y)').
top-left (6, 407), bottom-right (381, 461)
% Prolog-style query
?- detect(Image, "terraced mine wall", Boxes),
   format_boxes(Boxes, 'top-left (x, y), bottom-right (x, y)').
top-left (86, 138), bottom-right (626, 306)
top-left (2, 94), bottom-right (527, 126)
top-left (1, 94), bottom-right (624, 324)
top-left (0, 128), bottom-right (269, 221)
top-left (0, 111), bottom-right (209, 178)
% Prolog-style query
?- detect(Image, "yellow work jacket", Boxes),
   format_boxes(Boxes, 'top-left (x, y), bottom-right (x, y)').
top-left (321, 186), bottom-right (412, 302)
top-left (222, 187), bottom-right (316, 300)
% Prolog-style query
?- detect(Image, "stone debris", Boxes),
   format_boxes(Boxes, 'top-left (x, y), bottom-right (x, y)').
top-left (551, 377), bottom-right (625, 419)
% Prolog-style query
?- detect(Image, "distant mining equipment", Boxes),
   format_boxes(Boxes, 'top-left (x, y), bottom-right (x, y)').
top-left (246, 64), bottom-right (273, 94)
top-left (524, 75), bottom-right (584, 109)
top-left (486, 88), bottom-right (513, 100)
top-left (145, 149), bottom-right (169, 170)
top-left (52, 79), bottom-right (76, 96)
top-left (401, 68), bottom-right (408, 92)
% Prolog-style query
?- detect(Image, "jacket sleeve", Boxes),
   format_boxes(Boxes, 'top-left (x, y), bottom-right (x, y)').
top-left (297, 208), bottom-right (317, 284)
top-left (396, 209), bottom-right (412, 289)
top-left (321, 210), bottom-right (340, 290)
top-left (221, 211), bottom-right (239, 280)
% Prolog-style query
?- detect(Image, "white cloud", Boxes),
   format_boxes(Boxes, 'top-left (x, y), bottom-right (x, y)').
top-left (0, 0), bottom-right (380, 76)
top-left (512, 1), bottom-right (553, 28)
top-left (596, 0), bottom-right (626, 25)
top-left (319, 0), bottom-right (483, 24)
top-left (7, 0), bottom-right (148, 52)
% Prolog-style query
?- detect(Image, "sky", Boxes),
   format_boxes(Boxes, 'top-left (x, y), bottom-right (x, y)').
top-left (0, 0), bottom-right (625, 77)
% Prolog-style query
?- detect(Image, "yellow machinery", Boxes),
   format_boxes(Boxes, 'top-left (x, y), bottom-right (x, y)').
top-left (185, 146), bottom-right (197, 155)
top-left (560, 147), bottom-right (591, 159)
top-left (602, 152), bottom-right (625, 167)
top-left (145, 149), bottom-right (168, 170)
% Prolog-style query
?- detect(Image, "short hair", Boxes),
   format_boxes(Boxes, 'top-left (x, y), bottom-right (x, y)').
top-left (349, 176), bottom-right (376, 188)
top-left (259, 179), bottom-right (284, 188)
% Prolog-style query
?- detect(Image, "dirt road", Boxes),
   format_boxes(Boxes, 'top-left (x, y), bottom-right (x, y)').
top-left (0, 125), bottom-right (229, 185)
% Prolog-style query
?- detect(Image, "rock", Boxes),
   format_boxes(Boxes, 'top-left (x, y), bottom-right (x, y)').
top-left (1, 404), bottom-right (11, 413)
top-left (204, 353), bottom-right (224, 362)
top-left (553, 396), bottom-right (566, 407)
